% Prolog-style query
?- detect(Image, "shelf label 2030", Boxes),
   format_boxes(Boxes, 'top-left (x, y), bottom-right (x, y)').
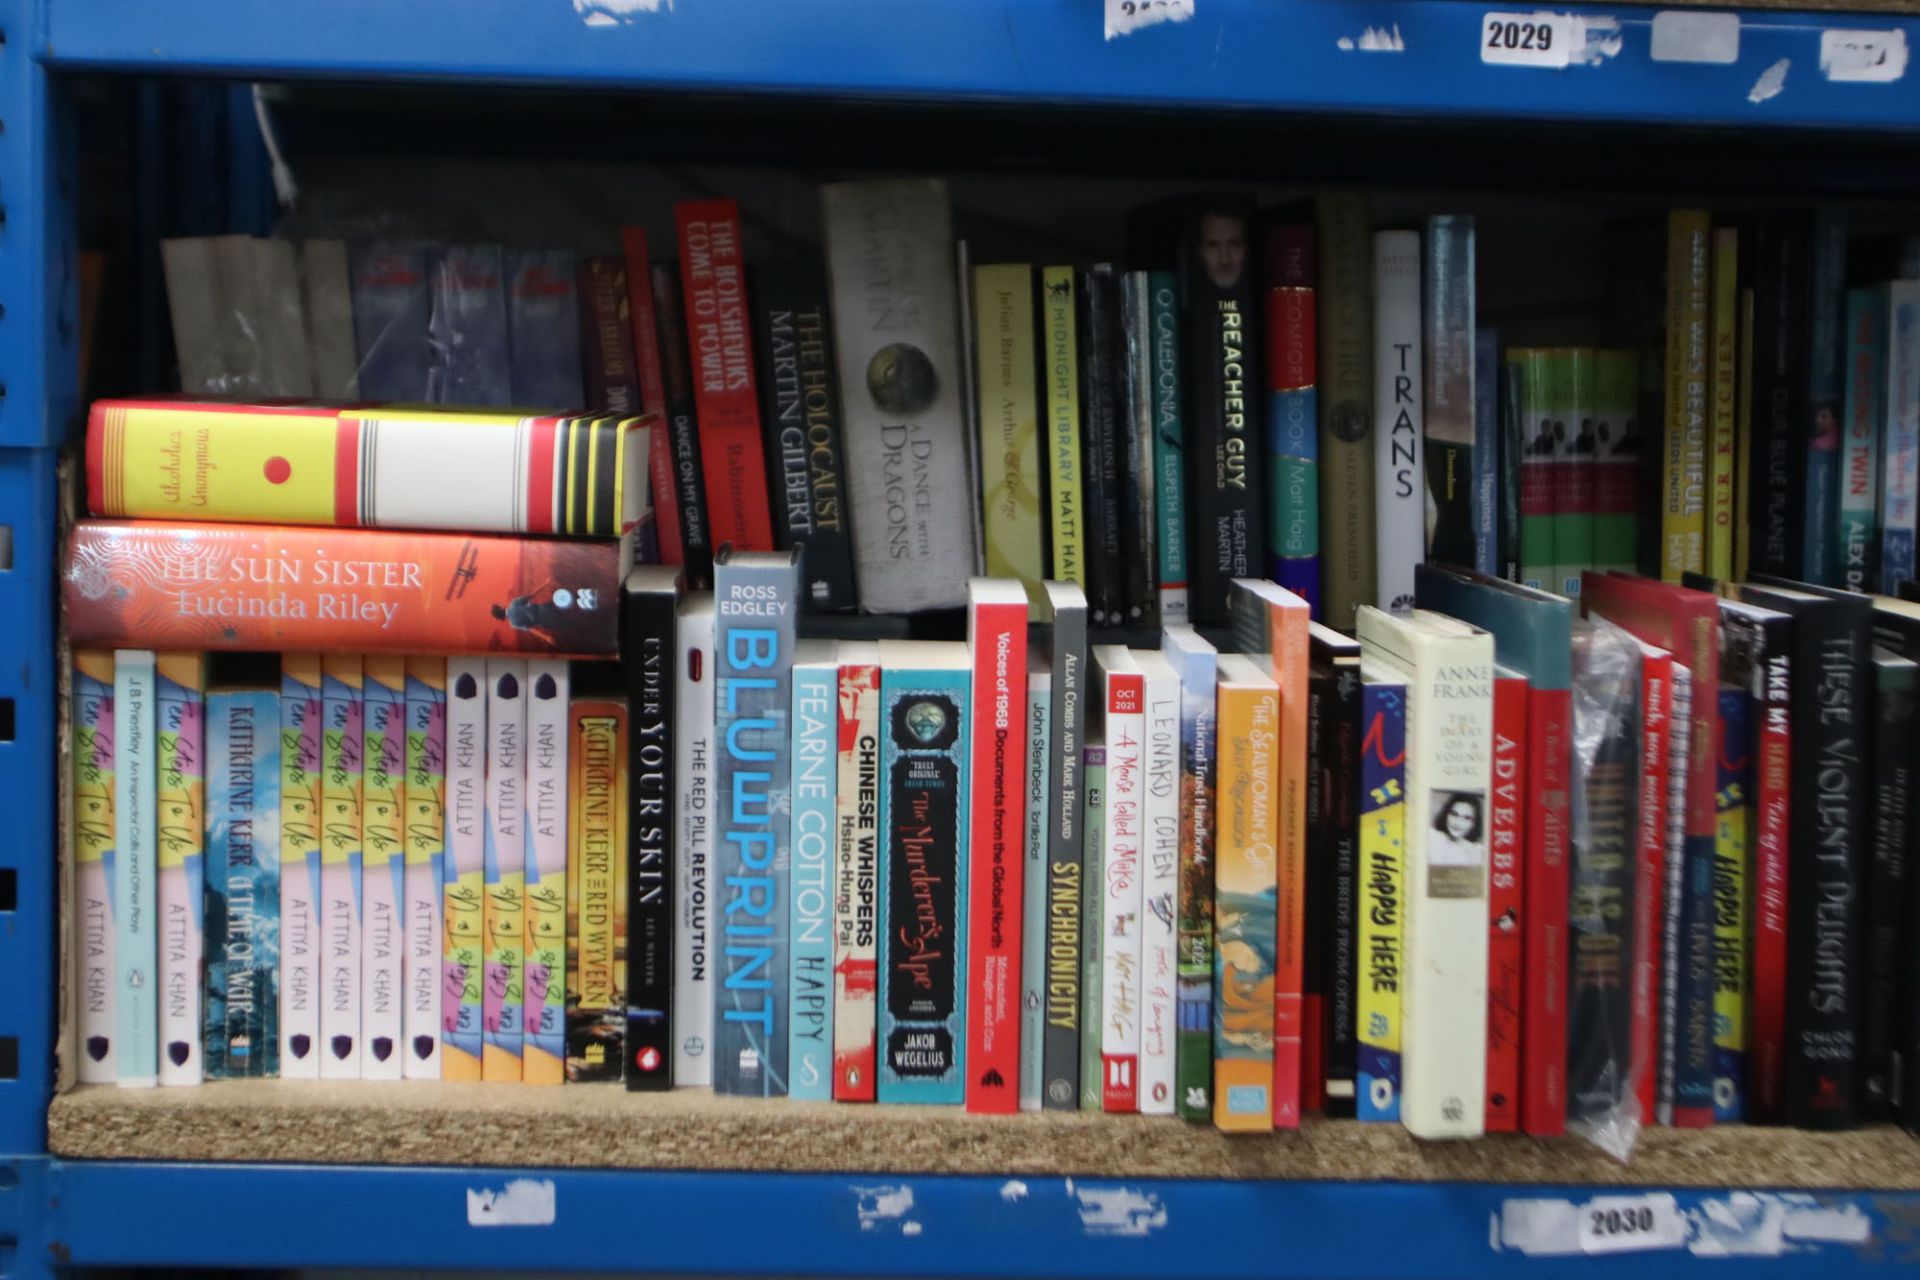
top-left (1481, 11), bottom-right (1577, 68)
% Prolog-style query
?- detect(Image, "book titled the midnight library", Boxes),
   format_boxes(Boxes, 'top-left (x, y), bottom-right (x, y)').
top-left (1040, 581), bottom-right (1090, 1108)
top-left (712, 550), bottom-right (799, 1096)
top-left (623, 567), bottom-right (680, 1089)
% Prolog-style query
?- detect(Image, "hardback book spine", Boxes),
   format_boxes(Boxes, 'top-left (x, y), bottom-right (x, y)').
top-left (1750, 216), bottom-right (1811, 581)
top-left (1709, 230), bottom-right (1739, 582)
top-left (712, 551), bottom-right (799, 1096)
top-left (1041, 582), bottom-right (1090, 1108)
top-left (402, 658), bottom-right (446, 1079)
top-left (1316, 193), bottom-right (1376, 631)
top-left (876, 641), bottom-right (971, 1103)
top-left (567, 698), bottom-right (629, 1083)
top-left (1592, 350), bottom-right (1641, 574)
top-left (523, 659), bottom-right (570, 1086)
top-left (821, 179), bottom-right (975, 611)
top-left (65, 521), bottom-right (625, 659)
top-left (1163, 625), bottom-right (1218, 1122)
top-left (1630, 645), bottom-right (1673, 1125)
top-left (1212, 654), bottom-right (1279, 1131)
top-left (482, 659), bottom-right (527, 1082)
top-left (1474, 330), bottom-right (1501, 578)
top-left (1424, 215), bottom-right (1477, 572)
top-left (1137, 651), bottom-right (1181, 1114)
top-left (427, 246), bottom-right (511, 407)
top-left (1515, 350), bottom-right (1556, 591)
top-left (1018, 653), bottom-right (1051, 1110)
top-left (1801, 213), bottom-right (1848, 585)
top-left (1043, 267), bottom-right (1086, 593)
top-left (361, 656), bottom-right (407, 1079)
top-left (673, 596), bottom-right (716, 1087)
top-left (973, 265), bottom-right (1046, 598)
top-left (1356, 661), bottom-right (1406, 1122)
top-left (1122, 272), bottom-right (1159, 626)
top-left (1080, 265), bottom-right (1124, 628)
top-left (621, 228), bottom-right (679, 569)
top-left (1078, 738), bottom-right (1106, 1111)
top-left (1152, 271), bottom-right (1190, 622)
top-left (1265, 222), bottom-right (1320, 615)
top-left (1840, 289), bottom-right (1885, 594)
top-left (303, 239), bottom-right (361, 400)
top-left (320, 657), bottom-right (364, 1080)
top-left (204, 683), bottom-right (280, 1079)
top-left (652, 264), bottom-right (715, 591)
top-left (1097, 651), bottom-right (1145, 1112)
top-left (789, 645), bottom-right (839, 1101)
top-left (505, 249), bottom-right (583, 409)
top-left (579, 256), bottom-right (642, 420)
top-left (1373, 230), bottom-right (1424, 612)
top-left (964, 582), bottom-right (1030, 1112)
top-left (1500, 359), bottom-right (1525, 583)
top-left (156, 653), bottom-right (206, 1086)
top-left (114, 650), bottom-right (157, 1086)
top-left (1555, 349), bottom-right (1595, 597)
top-left (623, 571), bottom-right (679, 1090)
top-left (350, 241), bottom-right (431, 402)
top-left (832, 642), bottom-right (881, 1102)
top-left (753, 265), bottom-right (858, 612)
top-left (677, 198), bottom-right (774, 555)
top-left (1485, 669), bottom-right (1526, 1132)
top-left (1714, 683), bottom-right (1752, 1121)
top-left (1664, 210), bottom-right (1711, 581)
top-left (1882, 281), bottom-right (1920, 593)
top-left (72, 651), bottom-right (118, 1083)
top-left (1864, 650), bottom-right (1914, 1118)
top-left (441, 659), bottom-right (487, 1081)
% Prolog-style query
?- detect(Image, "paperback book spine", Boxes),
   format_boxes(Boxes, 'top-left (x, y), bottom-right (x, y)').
top-left (1883, 282), bottom-right (1920, 593)
top-left (505, 248), bottom-right (583, 410)
top-left (1080, 266), bottom-right (1123, 628)
top-left (1630, 647), bottom-right (1672, 1124)
top-left (1748, 632), bottom-right (1792, 1121)
top-left (1555, 349), bottom-right (1594, 597)
top-left (1167, 638), bottom-right (1218, 1122)
top-left (72, 652), bottom-right (118, 1083)
top-left (673, 601), bottom-right (716, 1086)
top-left (1864, 652), bottom-right (1914, 1118)
top-left (1316, 193), bottom-right (1376, 631)
top-left (1500, 360), bottom-right (1525, 582)
top-left (790, 659), bottom-right (837, 1100)
top-left (1424, 215), bottom-right (1477, 571)
top-left (1356, 671), bottom-right (1406, 1122)
top-left (974, 265), bottom-right (1046, 595)
top-left (427, 246), bottom-right (510, 407)
top-left (1709, 229), bottom-right (1738, 582)
top-left (156, 654), bottom-right (205, 1086)
top-left (651, 264), bottom-right (715, 591)
top-left (1152, 272), bottom-right (1190, 622)
top-left (1018, 661), bottom-right (1051, 1110)
top-left (350, 242), bottom-right (431, 401)
top-left (1802, 213), bottom-right (1848, 585)
top-left (1140, 663), bottom-right (1180, 1114)
top-left (1840, 289), bottom-right (1885, 593)
top-left (1266, 224), bottom-right (1320, 615)
top-left (1043, 267), bottom-right (1085, 592)
top-left (361, 656), bottom-right (407, 1078)
top-left (965, 598), bottom-right (1028, 1113)
top-left (204, 685), bottom-right (280, 1079)
top-left (623, 585), bottom-right (677, 1090)
top-left (1322, 657), bottom-right (1361, 1118)
top-left (1516, 351), bottom-right (1556, 591)
top-left (1485, 672), bottom-right (1525, 1132)
top-left (1664, 210), bottom-right (1710, 581)
top-left (1474, 330), bottom-right (1500, 578)
top-left (1373, 231), bottom-right (1424, 612)
top-left (441, 659), bottom-right (487, 1081)
top-left (567, 699), bottom-right (628, 1083)
top-left (1737, 289), bottom-right (1758, 582)
top-left (1657, 669), bottom-right (1692, 1123)
top-left (1522, 667), bottom-right (1574, 1140)
top-left (320, 657), bottom-right (364, 1079)
top-left (677, 198), bottom-right (774, 554)
top-left (1122, 272), bottom-right (1158, 626)
top-left (1750, 216), bottom-right (1810, 580)
top-left (482, 659), bottom-right (527, 1082)
top-left (1079, 737), bottom-right (1105, 1111)
top-left (1100, 666), bottom-right (1145, 1111)
top-left (1213, 661), bottom-right (1278, 1131)
top-left (579, 256), bottom-right (641, 418)
top-left (1042, 600), bottom-right (1089, 1109)
top-left (114, 651), bottom-right (158, 1085)
top-left (279, 655), bottom-right (324, 1079)
top-left (523, 660), bottom-right (570, 1085)
top-left (621, 228), bottom-right (678, 569)
top-left (1593, 350), bottom-right (1641, 574)
top-left (1714, 685), bottom-right (1752, 1121)
top-left (1304, 664), bottom-right (1331, 1112)
top-left (403, 658), bottom-right (446, 1079)
top-left (833, 652), bottom-right (881, 1102)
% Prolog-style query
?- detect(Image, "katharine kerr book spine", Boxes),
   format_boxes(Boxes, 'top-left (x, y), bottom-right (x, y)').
top-left (712, 552), bottom-right (799, 1096)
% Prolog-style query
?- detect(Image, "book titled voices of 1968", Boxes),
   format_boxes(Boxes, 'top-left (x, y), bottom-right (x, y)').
top-left (622, 569), bottom-right (680, 1089)
top-left (205, 667), bottom-right (280, 1079)
top-left (714, 550), bottom-right (799, 1096)
top-left (73, 651), bottom-right (118, 1083)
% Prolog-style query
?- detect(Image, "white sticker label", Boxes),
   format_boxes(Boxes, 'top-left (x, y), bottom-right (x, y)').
top-left (1650, 11), bottom-right (1739, 64)
top-left (1821, 29), bottom-right (1907, 82)
top-left (1577, 1194), bottom-right (1689, 1256)
top-left (1481, 11), bottom-right (1576, 67)
top-left (466, 1178), bottom-right (557, 1227)
top-left (1106, 0), bottom-right (1195, 40)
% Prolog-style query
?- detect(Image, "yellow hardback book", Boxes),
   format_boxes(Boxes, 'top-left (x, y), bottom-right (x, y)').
top-left (974, 264), bottom-right (1046, 595)
top-left (1041, 266), bottom-right (1084, 589)
top-left (1663, 210), bottom-right (1711, 581)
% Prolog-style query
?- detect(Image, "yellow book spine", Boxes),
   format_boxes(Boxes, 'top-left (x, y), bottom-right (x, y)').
top-left (975, 264), bottom-right (1047, 593)
top-left (1042, 266), bottom-right (1084, 588)
top-left (1355, 670), bottom-right (1405, 1122)
top-left (1211, 661), bottom-right (1278, 1133)
top-left (567, 701), bottom-right (629, 1082)
top-left (1663, 210), bottom-right (1711, 581)
top-left (1709, 228), bottom-right (1739, 582)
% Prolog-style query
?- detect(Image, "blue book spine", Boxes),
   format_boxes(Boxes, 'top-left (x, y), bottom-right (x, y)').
top-left (877, 659), bottom-right (971, 1104)
top-left (206, 688), bottom-right (282, 1078)
top-left (1884, 283), bottom-right (1920, 592)
top-left (114, 651), bottom-right (158, 1085)
top-left (1270, 384), bottom-right (1321, 618)
top-left (788, 658), bottom-right (838, 1100)
top-left (1150, 272), bottom-right (1190, 622)
top-left (507, 249), bottom-right (584, 408)
top-left (1474, 329), bottom-right (1501, 577)
top-left (1839, 289), bottom-right (1885, 594)
top-left (1356, 672), bottom-right (1406, 1123)
top-left (1669, 669), bottom-right (1717, 1122)
top-left (712, 552), bottom-right (799, 1096)
top-left (1713, 685), bottom-right (1752, 1123)
top-left (427, 244), bottom-right (512, 406)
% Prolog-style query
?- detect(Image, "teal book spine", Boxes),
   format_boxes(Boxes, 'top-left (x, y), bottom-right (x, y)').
top-left (788, 657), bottom-right (838, 1100)
top-left (206, 687), bottom-right (282, 1078)
top-left (1266, 222), bottom-right (1322, 615)
top-left (1839, 287), bottom-right (1885, 593)
top-left (1150, 272), bottom-right (1190, 622)
top-left (114, 650), bottom-right (158, 1085)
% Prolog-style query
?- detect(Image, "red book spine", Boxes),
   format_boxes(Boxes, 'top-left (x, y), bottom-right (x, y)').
top-left (1632, 649), bottom-right (1674, 1123)
top-left (1749, 653), bottom-right (1791, 1121)
top-left (675, 199), bottom-right (774, 553)
top-left (963, 594), bottom-right (1029, 1113)
top-left (1521, 684), bottom-right (1572, 1137)
top-left (623, 227), bottom-right (681, 568)
top-left (1486, 673), bottom-right (1527, 1132)
top-left (1103, 670), bottom-right (1145, 1114)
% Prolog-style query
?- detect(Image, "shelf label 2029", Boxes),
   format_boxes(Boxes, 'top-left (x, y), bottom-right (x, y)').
top-left (1481, 11), bottom-right (1576, 68)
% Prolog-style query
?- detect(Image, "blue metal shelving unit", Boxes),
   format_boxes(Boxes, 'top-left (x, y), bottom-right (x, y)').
top-left (6, 0), bottom-right (1920, 1273)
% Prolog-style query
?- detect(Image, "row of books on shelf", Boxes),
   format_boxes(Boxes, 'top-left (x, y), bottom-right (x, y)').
top-left (68, 546), bottom-right (1920, 1144)
top-left (146, 184), bottom-right (1920, 628)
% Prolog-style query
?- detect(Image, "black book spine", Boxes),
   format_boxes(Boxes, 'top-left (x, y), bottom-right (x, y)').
top-left (650, 264), bottom-right (715, 592)
top-left (1304, 661), bottom-right (1329, 1109)
top-left (1866, 652), bottom-right (1914, 1118)
top-left (580, 257), bottom-right (641, 415)
top-left (1120, 272), bottom-right (1157, 626)
top-left (1042, 605), bottom-right (1089, 1106)
top-left (1180, 195), bottom-right (1264, 625)
top-left (624, 581), bottom-right (678, 1089)
top-left (1080, 266), bottom-right (1124, 627)
top-left (1325, 656), bottom-right (1361, 1117)
top-left (1750, 217), bottom-right (1812, 580)
top-left (752, 267), bottom-right (858, 613)
top-left (1499, 359), bottom-right (1524, 583)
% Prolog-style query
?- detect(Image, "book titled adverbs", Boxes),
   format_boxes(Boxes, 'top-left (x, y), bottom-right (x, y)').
top-left (713, 550), bottom-right (799, 1096)
top-left (674, 594), bottom-right (716, 1087)
top-left (790, 641), bottom-right (840, 1101)
top-left (1163, 624), bottom-right (1218, 1121)
top-left (567, 696), bottom-right (628, 1084)
top-left (361, 656), bottom-right (408, 1078)
top-left (1356, 658), bottom-right (1407, 1123)
top-left (822, 179), bottom-right (976, 612)
top-left (1485, 666), bottom-right (1527, 1131)
top-left (205, 668), bottom-right (280, 1080)
top-left (1212, 653), bottom-right (1279, 1132)
top-left (1356, 607), bottom-right (1494, 1140)
top-left (403, 658), bottom-right (446, 1079)
top-left (876, 640), bottom-right (972, 1104)
top-left (833, 641), bottom-right (883, 1102)
top-left (319, 656), bottom-right (364, 1081)
top-left (72, 651), bottom-right (118, 1084)
top-left (482, 659), bottom-right (528, 1083)
top-left (623, 569), bottom-right (680, 1090)
top-left (114, 650), bottom-right (158, 1087)
top-left (1039, 582), bottom-right (1090, 1108)
top-left (523, 659), bottom-right (571, 1086)
top-left (156, 653), bottom-right (206, 1086)
top-left (441, 659), bottom-right (487, 1081)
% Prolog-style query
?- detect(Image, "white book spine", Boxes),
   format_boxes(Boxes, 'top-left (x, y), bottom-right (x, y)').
top-left (1373, 230), bottom-right (1425, 612)
top-left (1099, 658), bottom-right (1146, 1112)
top-left (1882, 282), bottom-right (1920, 591)
top-left (442, 658), bottom-right (489, 1078)
top-left (403, 661), bottom-right (444, 1079)
top-left (361, 660), bottom-right (406, 1079)
top-left (483, 659), bottom-right (528, 1079)
top-left (113, 650), bottom-right (158, 1088)
top-left (320, 658), bottom-right (365, 1081)
top-left (279, 660), bottom-right (323, 1079)
top-left (1138, 657), bottom-right (1181, 1115)
top-left (674, 603), bottom-right (717, 1087)
top-left (524, 659), bottom-right (570, 1083)
top-left (155, 659), bottom-right (203, 1087)
top-left (1017, 663), bottom-right (1051, 1111)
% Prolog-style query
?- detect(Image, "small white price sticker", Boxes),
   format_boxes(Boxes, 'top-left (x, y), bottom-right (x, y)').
top-left (1481, 11), bottom-right (1576, 67)
top-left (1820, 28), bottom-right (1908, 82)
top-left (1576, 1193), bottom-right (1689, 1256)
top-left (1106, 0), bottom-right (1195, 40)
